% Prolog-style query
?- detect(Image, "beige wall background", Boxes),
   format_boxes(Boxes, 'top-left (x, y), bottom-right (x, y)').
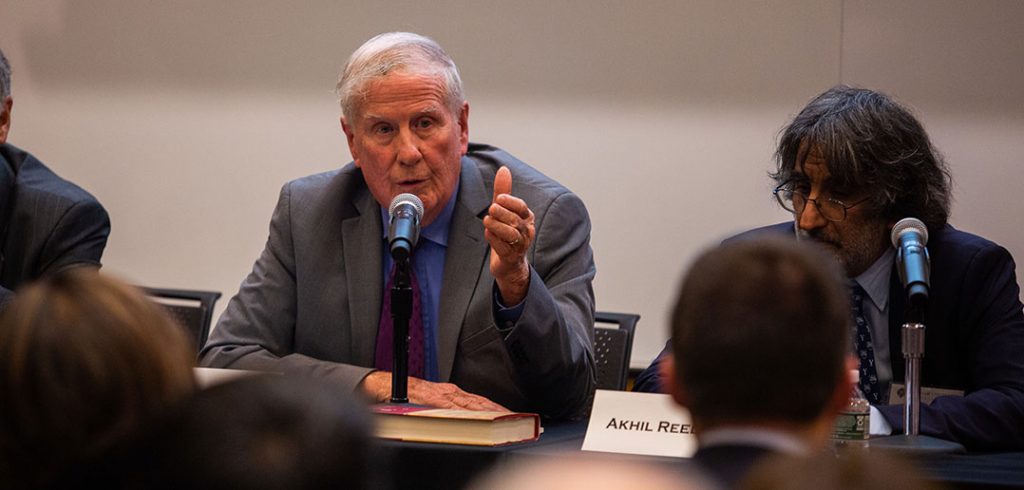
top-left (1, 0), bottom-right (1021, 368)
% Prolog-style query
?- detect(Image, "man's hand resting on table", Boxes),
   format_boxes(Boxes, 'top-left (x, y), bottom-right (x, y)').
top-left (360, 371), bottom-right (509, 412)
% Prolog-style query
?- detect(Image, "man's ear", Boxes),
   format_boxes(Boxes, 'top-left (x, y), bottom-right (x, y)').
top-left (341, 116), bottom-right (359, 167)
top-left (659, 353), bottom-right (689, 407)
top-left (0, 96), bottom-right (13, 144)
top-left (457, 101), bottom-right (469, 155)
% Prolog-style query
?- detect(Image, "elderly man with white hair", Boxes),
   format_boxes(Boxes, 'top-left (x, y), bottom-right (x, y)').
top-left (201, 32), bottom-right (596, 419)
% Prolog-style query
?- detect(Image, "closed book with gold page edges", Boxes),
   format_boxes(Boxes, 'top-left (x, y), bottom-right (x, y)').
top-left (373, 405), bottom-right (541, 446)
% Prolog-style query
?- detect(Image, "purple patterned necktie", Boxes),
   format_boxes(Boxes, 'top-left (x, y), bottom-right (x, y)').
top-left (374, 264), bottom-right (425, 379)
top-left (850, 284), bottom-right (882, 404)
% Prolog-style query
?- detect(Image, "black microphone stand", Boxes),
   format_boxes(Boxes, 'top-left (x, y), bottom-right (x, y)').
top-left (389, 257), bottom-right (413, 404)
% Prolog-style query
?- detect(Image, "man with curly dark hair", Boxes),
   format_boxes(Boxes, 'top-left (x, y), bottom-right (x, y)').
top-left (637, 86), bottom-right (1024, 452)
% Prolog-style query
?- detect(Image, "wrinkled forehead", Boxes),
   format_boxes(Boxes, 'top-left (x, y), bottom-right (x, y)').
top-left (350, 67), bottom-right (453, 116)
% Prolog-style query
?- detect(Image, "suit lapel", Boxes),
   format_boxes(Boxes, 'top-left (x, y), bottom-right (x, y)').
top-left (342, 187), bottom-right (384, 367)
top-left (437, 160), bottom-right (490, 381)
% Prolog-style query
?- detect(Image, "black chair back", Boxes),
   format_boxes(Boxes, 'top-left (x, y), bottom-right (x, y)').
top-left (593, 311), bottom-right (640, 391)
top-left (142, 287), bottom-right (222, 355)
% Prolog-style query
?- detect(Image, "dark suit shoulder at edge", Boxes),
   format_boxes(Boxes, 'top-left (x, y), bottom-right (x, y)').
top-left (3, 144), bottom-right (105, 210)
top-left (931, 224), bottom-right (1007, 255)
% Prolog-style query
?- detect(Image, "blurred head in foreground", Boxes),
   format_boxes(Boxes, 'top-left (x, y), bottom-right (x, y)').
top-left (467, 453), bottom-right (713, 490)
top-left (146, 375), bottom-right (376, 490)
top-left (664, 238), bottom-right (852, 445)
top-left (0, 269), bottom-right (195, 488)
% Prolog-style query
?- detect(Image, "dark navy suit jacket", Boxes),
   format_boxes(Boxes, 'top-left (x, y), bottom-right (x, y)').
top-left (636, 222), bottom-right (1024, 451)
top-left (0, 143), bottom-right (110, 308)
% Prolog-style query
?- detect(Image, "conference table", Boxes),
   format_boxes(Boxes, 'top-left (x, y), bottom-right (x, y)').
top-left (380, 420), bottom-right (1024, 490)
top-left (194, 369), bottom-right (1023, 488)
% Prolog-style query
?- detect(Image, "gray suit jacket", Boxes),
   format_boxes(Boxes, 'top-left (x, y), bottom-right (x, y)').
top-left (0, 144), bottom-right (110, 308)
top-left (200, 143), bottom-right (596, 419)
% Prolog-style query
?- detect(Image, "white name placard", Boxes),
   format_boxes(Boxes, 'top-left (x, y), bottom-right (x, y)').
top-left (582, 389), bottom-right (697, 458)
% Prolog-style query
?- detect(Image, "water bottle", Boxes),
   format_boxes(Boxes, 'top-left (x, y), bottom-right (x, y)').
top-left (833, 370), bottom-right (870, 449)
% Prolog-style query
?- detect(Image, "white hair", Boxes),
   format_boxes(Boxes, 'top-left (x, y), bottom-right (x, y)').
top-left (335, 32), bottom-right (464, 121)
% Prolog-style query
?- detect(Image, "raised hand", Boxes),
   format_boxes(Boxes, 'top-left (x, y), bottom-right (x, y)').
top-left (482, 166), bottom-right (535, 305)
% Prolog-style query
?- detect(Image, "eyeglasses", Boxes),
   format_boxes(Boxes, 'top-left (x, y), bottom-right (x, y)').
top-left (773, 183), bottom-right (870, 222)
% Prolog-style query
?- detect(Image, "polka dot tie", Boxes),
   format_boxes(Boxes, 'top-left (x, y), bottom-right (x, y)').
top-left (850, 284), bottom-right (882, 404)
top-left (374, 264), bottom-right (425, 379)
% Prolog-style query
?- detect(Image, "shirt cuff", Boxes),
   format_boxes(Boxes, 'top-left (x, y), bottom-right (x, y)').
top-left (492, 287), bottom-right (525, 330)
top-left (869, 406), bottom-right (894, 436)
